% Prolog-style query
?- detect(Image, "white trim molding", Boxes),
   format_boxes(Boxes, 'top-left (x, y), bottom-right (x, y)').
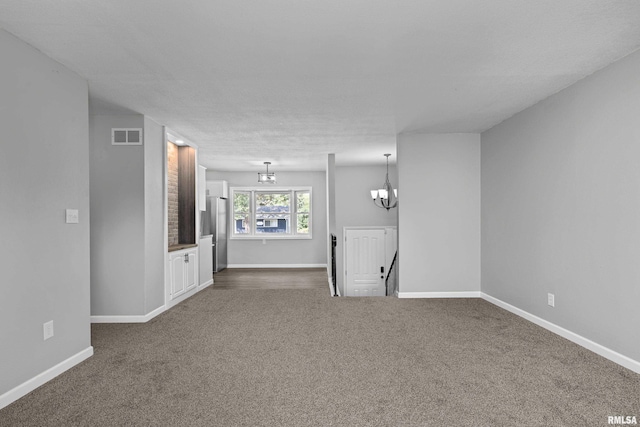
top-left (0, 346), bottom-right (94, 410)
top-left (199, 279), bottom-right (213, 288)
top-left (226, 264), bottom-right (327, 269)
top-left (91, 305), bottom-right (166, 324)
top-left (481, 292), bottom-right (640, 375)
top-left (397, 291), bottom-right (482, 298)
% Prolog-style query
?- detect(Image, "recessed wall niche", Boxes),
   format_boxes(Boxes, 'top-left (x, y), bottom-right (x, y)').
top-left (167, 141), bottom-right (196, 248)
top-left (167, 142), bottom-right (179, 246)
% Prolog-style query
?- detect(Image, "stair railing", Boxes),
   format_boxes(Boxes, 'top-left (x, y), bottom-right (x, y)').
top-left (385, 250), bottom-right (398, 296)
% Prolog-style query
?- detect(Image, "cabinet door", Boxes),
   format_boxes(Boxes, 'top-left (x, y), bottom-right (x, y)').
top-left (170, 253), bottom-right (186, 298)
top-left (185, 250), bottom-right (198, 291)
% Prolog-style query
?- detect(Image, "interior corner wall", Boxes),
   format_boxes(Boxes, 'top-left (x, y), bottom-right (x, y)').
top-left (0, 30), bottom-right (91, 397)
top-left (205, 170), bottom-right (327, 266)
top-left (143, 117), bottom-right (165, 313)
top-left (397, 133), bottom-right (480, 294)
top-left (334, 164), bottom-right (399, 296)
top-left (326, 154), bottom-right (337, 284)
top-left (90, 114), bottom-right (146, 316)
top-left (481, 48), bottom-right (640, 363)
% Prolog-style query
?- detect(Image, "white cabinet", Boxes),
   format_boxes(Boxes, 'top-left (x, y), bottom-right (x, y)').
top-left (206, 180), bottom-right (228, 199)
top-left (199, 235), bottom-right (213, 287)
top-left (170, 252), bottom-right (186, 297)
top-left (168, 248), bottom-right (198, 302)
top-left (185, 251), bottom-right (197, 291)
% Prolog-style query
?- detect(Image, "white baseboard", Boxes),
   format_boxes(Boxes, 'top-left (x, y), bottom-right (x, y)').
top-left (397, 291), bottom-right (482, 299)
top-left (91, 304), bottom-right (166, 324)
top-left (481, 292), bottom-right (640, 374)
top-left (327, 277), bottom-right (341, 296)
top-left (226, 264), bottom-right (327, 268)
top-left (199, 279), bottom-right (213, 288)
top-left (0, 346), bottom-right (94, 410)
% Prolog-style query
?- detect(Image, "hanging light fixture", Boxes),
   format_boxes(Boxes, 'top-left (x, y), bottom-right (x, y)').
top-left (258, 161), bottom-right (276, 184)
top-left (370, 154), bottom-right (398, 210)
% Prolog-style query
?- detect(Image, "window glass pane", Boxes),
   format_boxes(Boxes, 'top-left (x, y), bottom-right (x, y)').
top-left (230, 187), bottom-right (311, 238)
top-left (234, 213), bottom-right (251, 234)
top-left (296, 191), bottom-right (310, 213)
top-left (256, 214), bottom-right (290, 233)
top-left (256, 193), bottom-right (290, 213)
top-left (297, 213), bottom-right (309, 234)
top-left (234, 192), bottom-right (250, 214)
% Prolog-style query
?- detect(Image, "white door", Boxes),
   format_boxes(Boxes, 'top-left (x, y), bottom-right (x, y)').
top-left (345, 229), bottom-right (386, 296)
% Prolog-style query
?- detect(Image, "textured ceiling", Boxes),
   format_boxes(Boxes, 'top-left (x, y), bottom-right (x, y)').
top-left (2, 0), bottom-right (640, 171)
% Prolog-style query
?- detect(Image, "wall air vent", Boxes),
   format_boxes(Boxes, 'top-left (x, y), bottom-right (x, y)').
top-left (111, 128), bottom-right (143, 146)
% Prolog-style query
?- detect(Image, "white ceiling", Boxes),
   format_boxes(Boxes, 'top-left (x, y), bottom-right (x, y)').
top-left (2, 0), bottom-right (640, 171)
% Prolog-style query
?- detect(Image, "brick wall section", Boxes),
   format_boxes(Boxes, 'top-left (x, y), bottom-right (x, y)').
top-left (167, 142), bottom-right (179, 246)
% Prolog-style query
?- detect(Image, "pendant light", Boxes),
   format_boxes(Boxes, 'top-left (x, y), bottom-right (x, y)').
top-left (370, 154), bottom-right (398, 210)
top-left (258, 161), bottom-right (276, 184)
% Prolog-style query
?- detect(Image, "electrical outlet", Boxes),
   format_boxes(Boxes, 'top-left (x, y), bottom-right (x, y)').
top-left (547, 293), bottom-right (555, 307)
top-left (43, 321), bottom-right (54, 340)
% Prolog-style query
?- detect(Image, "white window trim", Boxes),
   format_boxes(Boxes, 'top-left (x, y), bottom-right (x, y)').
top-left (230, 186), bottom-right (312, 240)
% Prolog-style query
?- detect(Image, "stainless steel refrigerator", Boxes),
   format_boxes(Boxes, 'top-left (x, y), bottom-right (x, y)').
top-left (202, 196), bottom-right (228, 272)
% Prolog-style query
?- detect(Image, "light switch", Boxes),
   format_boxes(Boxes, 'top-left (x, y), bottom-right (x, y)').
top-left (65, 209), bottom-right (79, 224)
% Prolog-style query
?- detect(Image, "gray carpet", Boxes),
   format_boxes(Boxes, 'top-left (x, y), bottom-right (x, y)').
top-left (1, 288), bottom-right (638, 426)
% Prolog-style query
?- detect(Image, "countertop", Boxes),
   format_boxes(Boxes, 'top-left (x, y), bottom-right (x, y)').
top-left (168, 243), bottom-right (198, 252)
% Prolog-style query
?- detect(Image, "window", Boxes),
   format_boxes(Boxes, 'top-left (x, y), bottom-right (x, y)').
top-left (231, 187), bottom-right (312, 239)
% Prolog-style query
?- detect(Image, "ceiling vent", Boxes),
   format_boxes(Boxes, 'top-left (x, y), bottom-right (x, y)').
top-left (112, 128), bottom-right (143, 146)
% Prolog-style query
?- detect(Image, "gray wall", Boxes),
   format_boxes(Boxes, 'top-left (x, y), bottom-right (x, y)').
top-left (0, 30), bottom-right (91, 394)
top-left (206, 170), bottom-right (327, 266)
top-left (90, 114), bottom-right (146, 315)
top-left (90, 115), bottom-right (165, 316)
top-left (481, 48), bottom-right (640, 362)
top-left (397, 133), bottom-right (481, 294)
top-left (334, 164), bottom-right (399, 295)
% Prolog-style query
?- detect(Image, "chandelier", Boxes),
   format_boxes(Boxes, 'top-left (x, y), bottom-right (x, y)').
top-left (370, 154), bottom-right (397, 210)
top-left (258, 161), bottom-right (276, 184)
